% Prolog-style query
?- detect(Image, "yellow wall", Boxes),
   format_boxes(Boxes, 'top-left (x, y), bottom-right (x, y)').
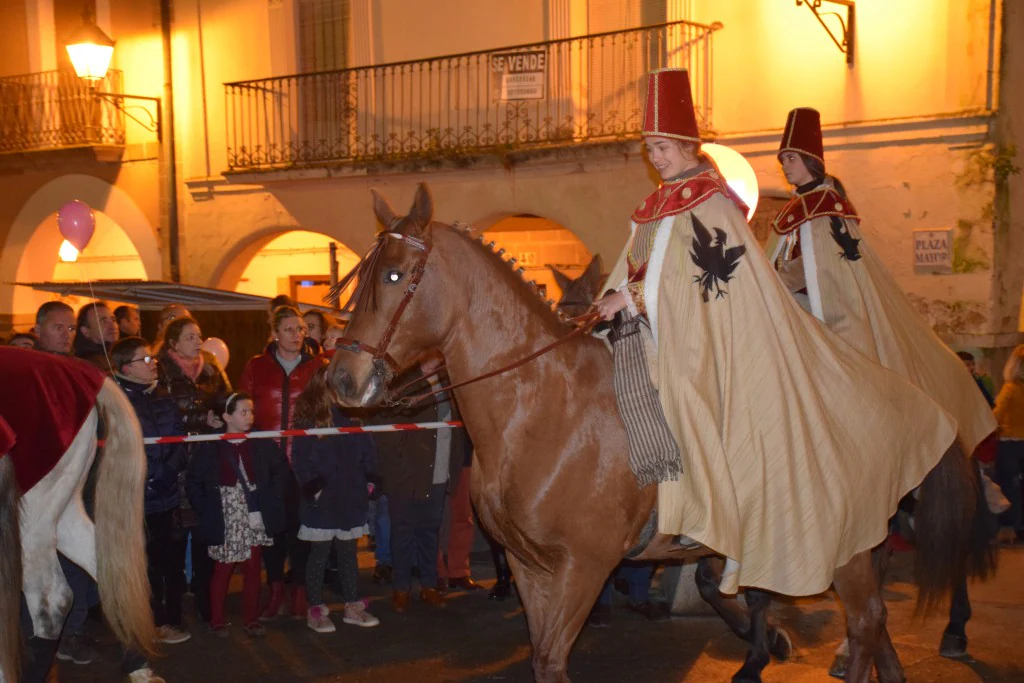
top-left (692, 0), bottom-right (995, 132)
top-left (374, 0), bottom-right (546, 63)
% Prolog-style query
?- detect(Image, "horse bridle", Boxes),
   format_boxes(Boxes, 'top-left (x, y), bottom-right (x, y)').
top-left (334, 230), bottom-right (432, 385)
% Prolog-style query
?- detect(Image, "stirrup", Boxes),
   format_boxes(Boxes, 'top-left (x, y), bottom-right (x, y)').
top-left (672, 534), bottom-right (702, 551)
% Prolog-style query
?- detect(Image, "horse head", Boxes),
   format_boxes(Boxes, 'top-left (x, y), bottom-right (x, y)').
top-left (550, 255), bottom-right (604, 319)
top-left (328, 183), bottom-right (452, 408)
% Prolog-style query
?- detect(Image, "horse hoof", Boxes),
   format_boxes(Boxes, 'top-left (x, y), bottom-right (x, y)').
top-left (730, 671), bottom-right (763, 683)
top-left (769, 627), bottom-right (793, 662)
top-left (939, 632), bottom-right (968, 659)
top-left (828, 653), bottom-right (848, 680)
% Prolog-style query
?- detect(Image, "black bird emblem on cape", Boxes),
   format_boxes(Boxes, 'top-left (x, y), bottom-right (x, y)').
top-left (829, 216), bottom-right (862, 261)
top-left (689, 216), bottom-right (747, 302)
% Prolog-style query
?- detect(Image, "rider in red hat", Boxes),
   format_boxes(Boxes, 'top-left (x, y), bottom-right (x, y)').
top-left (594, 70), bottom-right (957, 599)
top-left (770, 107), bottom-right (996, 459)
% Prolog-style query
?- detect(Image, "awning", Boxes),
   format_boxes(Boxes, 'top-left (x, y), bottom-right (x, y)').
top-left (13, 279), bottom-right (345, 315)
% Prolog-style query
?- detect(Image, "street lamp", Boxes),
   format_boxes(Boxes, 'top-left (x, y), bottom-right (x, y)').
top-left (65, 16), bottom-right (114, 82)
top-left (64, 6), bottom-right (181, 282)
top-left (64, 13), bottom-right (162, 139)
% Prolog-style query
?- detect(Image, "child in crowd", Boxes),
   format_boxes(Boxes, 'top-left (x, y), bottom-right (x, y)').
top-left (292, 367), bottom-right (380, 633)
top-left (186, 393), bottom-right (288, 637)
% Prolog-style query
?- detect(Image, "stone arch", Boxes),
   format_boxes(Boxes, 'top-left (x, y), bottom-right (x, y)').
top-left (0, 174), bottom-right (161, 321)
top-left (210, 225), bottom-right (360, 305)
top-left (474, 212), bottom-right (595, 302)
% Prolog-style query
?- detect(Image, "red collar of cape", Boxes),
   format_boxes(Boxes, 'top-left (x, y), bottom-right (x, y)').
top-left (0, 348), bottom-right (105, 493)
top-left (631, 168), bottom-right (750, 224)
top-left (773, 185), bottom-right (860, 235)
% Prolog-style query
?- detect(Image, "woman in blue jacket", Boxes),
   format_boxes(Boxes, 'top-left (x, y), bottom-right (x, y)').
top-left (292, 366), bottom-right (380, 633)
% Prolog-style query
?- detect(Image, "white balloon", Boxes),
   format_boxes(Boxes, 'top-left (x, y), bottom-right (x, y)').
top-left (201, 337), bottom-right (230, 369)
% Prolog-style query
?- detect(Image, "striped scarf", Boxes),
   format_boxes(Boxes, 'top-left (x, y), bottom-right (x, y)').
top-left (609, 311), bottom-right (681, 488)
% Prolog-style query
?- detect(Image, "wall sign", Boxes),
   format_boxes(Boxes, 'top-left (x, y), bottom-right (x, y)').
top-left (491, 50), bottom-right (547, 101)
top-left (913, 228), bottom-right (953, 273)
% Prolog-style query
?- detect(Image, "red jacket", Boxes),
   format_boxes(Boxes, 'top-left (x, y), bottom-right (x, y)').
top-left (239, 343), bottom-right (324, 461)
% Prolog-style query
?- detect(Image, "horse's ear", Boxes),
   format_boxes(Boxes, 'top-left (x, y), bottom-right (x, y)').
top-left (582, 255), bottom-right (604, 292)
top-left (371, 189), bottom-right (398, 230)
top-left (548, 265), bottom-right (573, 293)
top-left (406, 183), bottom-right (433, 233)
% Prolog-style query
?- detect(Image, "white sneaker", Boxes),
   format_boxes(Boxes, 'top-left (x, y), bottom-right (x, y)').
top-left (128, 667), bottom-right (166, 683)
top-left (342, 601), bottom-right (380, 628)
top-left (156, 625), bottom-right (192, 645)
top-left (306, 604), bottom-right (336, 633)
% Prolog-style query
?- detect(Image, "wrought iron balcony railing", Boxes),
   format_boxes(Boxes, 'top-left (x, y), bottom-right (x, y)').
top-left (0, 69), bottom-right (126, 155)
top-left (225, 19), bottom-right (718, 172)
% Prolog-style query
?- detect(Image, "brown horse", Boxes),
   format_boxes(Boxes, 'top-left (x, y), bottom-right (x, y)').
top-left (328, 184), bottom-right (984, 683)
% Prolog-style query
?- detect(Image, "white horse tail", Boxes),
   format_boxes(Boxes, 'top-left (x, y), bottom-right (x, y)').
top-left (94, 377), bottom-right (156, 656)
top-left (0, 456), bottom-right (21, 682)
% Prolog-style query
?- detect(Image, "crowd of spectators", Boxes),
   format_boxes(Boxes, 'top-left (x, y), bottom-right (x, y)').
top-left (2, 297), bottom-right (494, 683)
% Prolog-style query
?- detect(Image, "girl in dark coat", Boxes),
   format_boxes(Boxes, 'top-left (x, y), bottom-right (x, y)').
top-left (186, 393), bottom-right (288, 637)
top-left (292, 366), bottom-right (380, 633)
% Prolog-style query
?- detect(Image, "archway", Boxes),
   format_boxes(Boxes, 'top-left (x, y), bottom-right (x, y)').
top-left (1, 174), bottom-right (159, 330)
top-left (219, 230), bottom-right (361, 307)
top-left (481, 214), bottom-right (594, 302)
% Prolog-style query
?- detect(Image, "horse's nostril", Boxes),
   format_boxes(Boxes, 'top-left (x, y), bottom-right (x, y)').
top-left (334, 369), bottom-right (355, 397)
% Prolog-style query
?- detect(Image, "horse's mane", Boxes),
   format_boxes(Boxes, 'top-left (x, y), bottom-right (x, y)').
top-left (442, 222), bottom-right (574, 334)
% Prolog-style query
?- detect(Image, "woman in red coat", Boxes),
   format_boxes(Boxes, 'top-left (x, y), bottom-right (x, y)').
top-left (240, 305), bottom-right (324, 619)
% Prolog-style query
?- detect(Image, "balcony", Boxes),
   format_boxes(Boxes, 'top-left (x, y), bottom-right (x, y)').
top-left (0, 68), bottom-right (125, 158)
top-left (224, 19), bottom-right (719, 172)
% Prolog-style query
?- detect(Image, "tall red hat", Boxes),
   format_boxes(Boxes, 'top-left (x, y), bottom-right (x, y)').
top-left (779, 107), bottom-right (824, 163)
top-left (642, 68), bottom-right (700, 143)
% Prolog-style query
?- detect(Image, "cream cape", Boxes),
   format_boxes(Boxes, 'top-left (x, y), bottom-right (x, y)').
top-left (767, 205), bottom-right (996, 456)
top-left (605, 191), bottom-right (957, 596)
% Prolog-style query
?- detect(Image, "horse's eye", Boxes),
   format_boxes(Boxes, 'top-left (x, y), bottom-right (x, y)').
top-left (384, 270), bottom-right (403, 284)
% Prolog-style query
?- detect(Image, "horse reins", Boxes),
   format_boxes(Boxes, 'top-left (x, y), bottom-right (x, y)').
top-left (389, 311), bottom-right (601, 407)
top-left (332, 226), bottom-right (602, 408)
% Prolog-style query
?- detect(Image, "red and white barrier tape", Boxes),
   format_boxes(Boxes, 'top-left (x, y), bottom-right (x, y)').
top-left (136, 420), bottom-right (463, 446)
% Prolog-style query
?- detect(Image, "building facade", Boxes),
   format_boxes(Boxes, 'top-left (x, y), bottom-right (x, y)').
top-left (1, 0), bottom-right (1021, 370)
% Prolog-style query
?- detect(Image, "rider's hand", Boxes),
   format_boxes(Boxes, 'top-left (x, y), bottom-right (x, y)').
top-left (595, 291), bottom-right (629, 321)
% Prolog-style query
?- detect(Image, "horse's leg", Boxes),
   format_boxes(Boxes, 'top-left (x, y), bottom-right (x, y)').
top-left (939, 577), bottom-right (971, 658)
top-left (832, 549), bottom-right (894, 683)
top-left (20, 413), bottom-right (97, 639)
top-left (19, 518), bottom-right (71, 640)
top-left (830, 542), bottom-right (904, 682)
top-left (695, 557), bottom-right (792, 662)
top-left (730, 589), bottom-right (773, 683)
top-left (506, 552), bottom-right (608, 683)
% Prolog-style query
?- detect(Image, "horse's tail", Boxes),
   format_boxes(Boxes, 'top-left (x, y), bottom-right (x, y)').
top-left (913, 439), bottom-right (993, 613)
top-left (0, 456), bottom-right (22, 683)
top-left (94, 377), bottom-right (157, 656)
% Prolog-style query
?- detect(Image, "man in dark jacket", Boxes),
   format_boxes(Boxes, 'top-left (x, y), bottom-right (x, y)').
top-left (369, 368), bottom-right (467, 612)
top-left (112, 337), bottom-right (192, 649)
top-left (74, 302), bottom-right (118, 372)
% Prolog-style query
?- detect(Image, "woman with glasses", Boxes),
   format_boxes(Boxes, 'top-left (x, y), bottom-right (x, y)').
top-left (157, 316), bottom-right (231, 628)
top-left (240, 305), bottom-right (325, 622)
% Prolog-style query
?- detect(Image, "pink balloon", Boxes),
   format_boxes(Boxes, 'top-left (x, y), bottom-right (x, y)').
top-left (201, 337), bottom-right (230, 369)
top-left (57, 200), bottom-right (96, 251)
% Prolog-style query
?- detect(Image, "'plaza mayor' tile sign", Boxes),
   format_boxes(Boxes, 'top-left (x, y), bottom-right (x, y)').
top-left (913, 228), bottom-right (953, 274)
